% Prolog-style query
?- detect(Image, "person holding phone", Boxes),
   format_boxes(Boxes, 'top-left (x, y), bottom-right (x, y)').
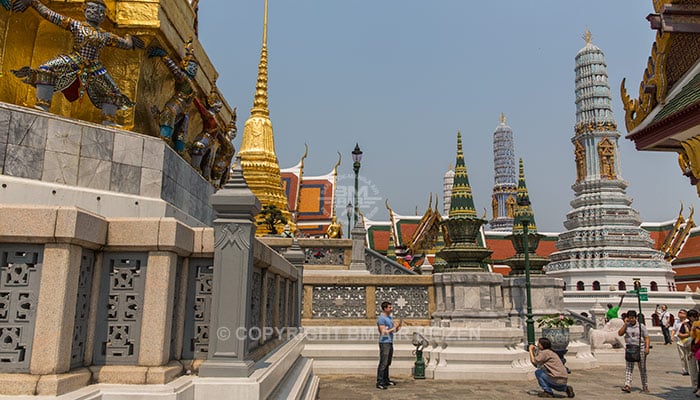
top-left (618, 310), bottom-right (650, 393)
top-left (376, 301), bottom-right (402, 390)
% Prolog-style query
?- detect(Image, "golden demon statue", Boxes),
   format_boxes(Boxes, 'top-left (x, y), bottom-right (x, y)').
top-left (149, 38), bottom-right (198, 154)
top-left (9, 0), bottom-right (144, 124)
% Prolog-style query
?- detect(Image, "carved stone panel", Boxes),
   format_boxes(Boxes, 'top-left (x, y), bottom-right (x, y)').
top-left (277, 279), bottom-right (286, 330)
top-left (93, 253), bottom-right (147, 365)
top-left (248, 268), bottom-right (263, 352)
top-left (70, 249), bottom-right (94, 368)
top-left (0, 245), bottom-right (43, 373)
top-left (375, 286), bottom-right (429, 319)
top-left (182, 258), bottom-right (213, 360)
top-left (312, 286), bottom-right (366, 319)
top-left (265, 275), bottom-right (275, 342)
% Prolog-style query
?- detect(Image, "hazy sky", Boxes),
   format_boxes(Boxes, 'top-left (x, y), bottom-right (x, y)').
top-left (199, 1), bottom-right (698, 232)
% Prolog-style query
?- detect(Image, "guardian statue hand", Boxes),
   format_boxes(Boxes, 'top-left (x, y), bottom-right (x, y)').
top-left (11, 0), bottom-right (32, 13)
top-left (129, 35), bottom-right (145, 50)
top-left (148, 46), bottom-right (167, 58)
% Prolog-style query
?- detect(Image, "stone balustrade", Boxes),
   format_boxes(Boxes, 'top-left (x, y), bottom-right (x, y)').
top-left (302, 275), bottom-right (434, 326)
top-left (0, 205), bottom-right (300, 396)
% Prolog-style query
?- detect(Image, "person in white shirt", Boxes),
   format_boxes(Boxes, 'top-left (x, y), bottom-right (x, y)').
top-left (656, 304), bottom-right (672, 345)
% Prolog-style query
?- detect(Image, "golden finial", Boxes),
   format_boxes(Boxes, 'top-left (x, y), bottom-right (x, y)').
top-left (428, 193), bottom-right (433, 210)
top-left (434, 193), bottom-right (439, 212)
top-left (583, 26), bottom-right (592, 44)
top-left (333, 151), bottom-right (342, 175)
top-left (385, 199), bottom-right (398, 244)
top-left (251, 0), bottom-right (270, 117)
top-left (500, 112), bottom-right (506, 124)
top-left (330, 150), bottom-right (341, 219)
top-left (449, 163), bottom-right (453, 171)
top-left (300, 143), bottom-right (309, 168)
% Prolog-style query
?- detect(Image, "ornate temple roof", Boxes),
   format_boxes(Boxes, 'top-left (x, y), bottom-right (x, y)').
top-left (280, 149), bottom-right (340, 236)
top-left (623, 1), bottom-right (700, 152)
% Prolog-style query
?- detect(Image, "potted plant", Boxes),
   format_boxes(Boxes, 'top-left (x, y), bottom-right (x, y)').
top-left (536, 313), bottom-right (574, 351)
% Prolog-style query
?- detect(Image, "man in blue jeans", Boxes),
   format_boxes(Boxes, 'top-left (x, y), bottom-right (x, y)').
top-left (376, 301), bottom-right (402, 390)
top-left (529, 338), bottom-right (575, 398)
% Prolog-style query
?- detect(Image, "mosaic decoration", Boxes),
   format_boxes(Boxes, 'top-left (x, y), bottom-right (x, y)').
top-left (94, 253), bottom-right (147, 365)
top-left (265, 275), bottom-right (275, 340)
top-left (312, 286), bottom-right (366, 319)
top-left (277, 278), bottom-right (286, 330)
top-left (182, 258), bottom-right (213, 359)
top-left (305, 247), bottom-right (344, 265)
top-left (70, 249), bottom-right (94, 368)
top-left (375, 286), bottom-right (429, 319)
top-left (0, 245), bottom-right (43, 373)
top-left (249, 269), bottom-right (263, 351)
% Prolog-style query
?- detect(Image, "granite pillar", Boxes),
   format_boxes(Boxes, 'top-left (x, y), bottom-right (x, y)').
top-left (199, 164), bottom-right (261, 378)
top-left (348, 221), bottom-right (367, 271)
top-left (283, 239), bottom-right (304, 328)
top-left (138, 251), bottom-right (177, 366)
top-left (30, 244), bottom-right (82, 374)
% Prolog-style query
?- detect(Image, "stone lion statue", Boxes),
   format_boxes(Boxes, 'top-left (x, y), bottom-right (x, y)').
top-left (589, 318), bottom-right (625, 350)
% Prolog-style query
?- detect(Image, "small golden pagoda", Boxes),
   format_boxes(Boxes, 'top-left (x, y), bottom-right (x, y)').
top-left (238, 0), bottom-right (291, 234)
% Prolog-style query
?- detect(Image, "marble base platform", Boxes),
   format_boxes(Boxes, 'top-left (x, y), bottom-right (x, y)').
top-left (303, 326), bottom-right (539, 381)
top-left (0, 335), bottom-right (318, 400)
top-left (0, 102), bottom-right (214, 226)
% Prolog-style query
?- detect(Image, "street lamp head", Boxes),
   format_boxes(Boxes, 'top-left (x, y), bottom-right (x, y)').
top-left (346, 202), bottom-right (353, 215)
top-left (352, 143), bottom-right (363, 163)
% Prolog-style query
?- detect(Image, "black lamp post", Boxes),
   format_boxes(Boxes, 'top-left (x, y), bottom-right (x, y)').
top-left (352, 143), bottom-right (363, 227)
top-left (516, 188), bottom-right (535, 347)
top-left (345, 202), bottom-right (353, 238)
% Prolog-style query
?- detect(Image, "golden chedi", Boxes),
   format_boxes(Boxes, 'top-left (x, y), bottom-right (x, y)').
top-left (238, 0), bottom-right (291, 235)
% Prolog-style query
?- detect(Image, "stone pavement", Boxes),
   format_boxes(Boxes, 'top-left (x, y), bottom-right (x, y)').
top-left (317, 344), bottom-right (695, 399)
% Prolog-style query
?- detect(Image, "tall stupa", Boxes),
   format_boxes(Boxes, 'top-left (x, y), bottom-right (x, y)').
top-left (238, 0), bottom-right (291, 234)
top-left (545, 29), bottom-right (675, 291)
top-left (489, 113), bottom-right (517, 231)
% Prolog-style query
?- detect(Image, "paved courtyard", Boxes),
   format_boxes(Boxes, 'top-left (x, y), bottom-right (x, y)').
top-left (318, 343), bottom-right (695, 399)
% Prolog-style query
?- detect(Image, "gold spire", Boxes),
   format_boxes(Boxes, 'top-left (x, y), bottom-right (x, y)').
top-left (583, 26), bottom-right (592, 44)
top-left (251, 0), bottom-right (270, 117)
top-left (239, 0), bottom-right (290, 235)
top-left (500, 112), bottom-right (506, 124)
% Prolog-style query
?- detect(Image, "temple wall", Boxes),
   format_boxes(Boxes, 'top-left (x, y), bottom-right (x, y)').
top-left (0, 205), bottom-right (303, 396)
